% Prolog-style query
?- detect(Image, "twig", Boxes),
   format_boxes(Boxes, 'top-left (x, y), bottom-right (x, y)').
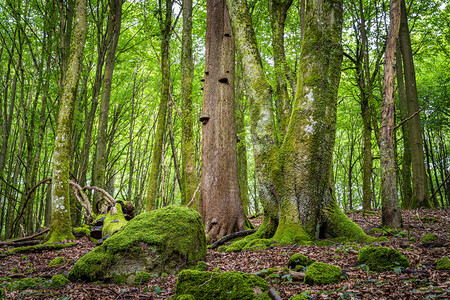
top-left (198, 273), bottom-right (214, 287)
top-left (209, 230), bottom-right (257, 249)
top-left (83, 185), bottom-right (116, 206)
top-left (0, 228), bottom-right (49, 245)
top-left (394, 108), bottom-right (424, 131)
top-left (186, 183), bottom-right (200, 207)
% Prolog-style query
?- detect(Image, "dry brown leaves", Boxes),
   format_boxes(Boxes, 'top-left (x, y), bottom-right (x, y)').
top-left (0, 209), bottom-right (448, 299)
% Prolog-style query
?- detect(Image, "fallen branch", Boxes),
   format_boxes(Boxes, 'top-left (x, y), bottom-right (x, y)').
top-left (69, 181), bottom-right (94, 220)
top-left (209, 230), bottom-right (257, 249)
top-left (268, 288), bottom-right (283, 300)
top-left (0, 228), bottom-right (49, 246)
top-left (83, 185), bottom-right (116, 207)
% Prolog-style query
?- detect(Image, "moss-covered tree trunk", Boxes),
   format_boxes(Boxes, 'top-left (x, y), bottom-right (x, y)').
top-left (145, 0), bottom-right (173, 211)
top-left (380, 0), bottom-right (402, 228)
top-left (226, 0), bottom-right (373, 247)
top-left (92, 0), bottom-right (122, 211)
top-left (200, 0), bottom-right (245, 242)
top-left (180, 0), bottom-right (199, 210)
top-left (398, 0), bottom-right (430, 209)
top-left (47, 0), bottom-right (87, 243)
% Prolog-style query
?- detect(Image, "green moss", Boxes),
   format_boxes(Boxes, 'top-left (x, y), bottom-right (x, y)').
top-left (290, 292), bottom-right (311, 300)
top-left (133, 271), bottom-right (153, 285)
top-left (194, 261), bottom-right (207, 271)
top-left (6, 277), bottom-right (47, 291)
top-left (287, 254), bottom-right (314, 269)
top-left (358, 246), bottom-right (410, 271)
top-left (414, 216), bottom-right (440, 223)
top-left (273, 218), bottom-right (311, 244)
top-left (6, 242), bottom-right (77, 255)
top-left (25, 268), bottom-right (35, 275)
top-left (73, 225), bottom-right (90, 237)
top-left (69, 205), bottom-right (206, 283)
top-left (421, 233), bottom-right (438, 243)
top-left (212, 267), bottom-right (221, 272)
top-left (9, 268), bottom-right (18, 273)
top-left (49, 257), bottom-right (65, 267)
top-left (20, 256), bottom-right (28, 260)
top-left (102, 204), bottom-right (128, 237)
top-left (174, 270), bottom-right (270, 299)
top-left (435, 257), bottom-right (450, 270)
top-left (242, 239), bottom-right (274, 251)
top-left (304, 262), bottom-right (344, 285)
top-left (50, 274), bottom-right (70, 287)
top-left (409, 237), bottom-right (417, 243)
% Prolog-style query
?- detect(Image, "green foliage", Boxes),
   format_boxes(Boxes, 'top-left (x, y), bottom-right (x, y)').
top-left (358, 246), bottom-right (410, 271)
top-left (290, 292), bottom-right (312, 300)
top-left (6, 277), bottom-right (47, 291)
top-left (174, 270), bottom-right (270, 299)
top-left (49, 257), bottom-right (65, 267)
top-left (421, 233), bottom-right (438, 243)
top-left (435, 257), bottom-right (450, 270)
top-left (304, 262), bottom-right (344, 285)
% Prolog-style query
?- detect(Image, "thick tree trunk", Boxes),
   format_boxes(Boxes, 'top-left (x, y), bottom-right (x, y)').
top-left (380, 0), bottom-right (402, 228)
top-left (92, 0), bottom-right (122, 210)
top-left (47, 0), bottom-right (87, 243)
top-left (180, 0), bottom-right (199, 210)
top-left (398, 0), bottom-right (430, 208)
top-left (200, 0), bottom-right (245, 242)
top-left (145, 0), bottom-right (172, 211)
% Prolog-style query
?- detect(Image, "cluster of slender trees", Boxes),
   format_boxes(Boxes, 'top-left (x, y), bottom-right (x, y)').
top-left (0, 0), bottom-right (448, 242)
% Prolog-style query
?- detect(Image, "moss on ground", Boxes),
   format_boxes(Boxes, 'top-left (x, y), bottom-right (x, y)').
top-left (436, 257), bottom-right (450, 270)
top-left (69, 205), bottom-right (206, 283)
top-left (194, 261), bottom-right (207, 271)
top-left (73, 225), bottom-right (90, 237)
top-left (174, 270), bottom-right (270, 299)
top-left (358, 246), bottom-right (410, 271)
top-left (133, 271), bottom-right (152, 285)
top-left (304, 262), bottom-right (344, 285)
top-left (49, 257), bottom-right (65, 267)
top-left (287, 254), bottom-right (314, 269)
top-left (242, 239), bottom-right (274, 251)
top-left (50, 274), bottom-right (70, 287)
top-left (6, 242), bottom-right (77, 255)
top-left (421, 233), bottom-right (438, 243)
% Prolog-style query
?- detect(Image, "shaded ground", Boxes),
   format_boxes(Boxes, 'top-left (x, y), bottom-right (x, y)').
top-left (0, 209), bottom-right (448, 299)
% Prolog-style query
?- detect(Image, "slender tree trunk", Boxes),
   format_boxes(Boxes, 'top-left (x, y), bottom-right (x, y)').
top-left (180, 0), bottom-right (199, 209)
top-left (145, 0), bottom-right (173, 211)
top-left (398, 0), bottom-right (430, 208)
top-left (92, 0), bottom-right (122, 210)
top-left (47, 0), bottom-right (87, 243)
top-left (380, 0), bottom-right (401, 228)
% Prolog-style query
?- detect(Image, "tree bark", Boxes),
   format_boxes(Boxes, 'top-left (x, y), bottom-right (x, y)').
top-left (398, 0), bottom-right (430, 208)
top-left (47, 0), bottom-right (87, 243)
top-left (200, 0), bottom-right (245, 242)
top-left (380, 0), bottom-right (402, 228)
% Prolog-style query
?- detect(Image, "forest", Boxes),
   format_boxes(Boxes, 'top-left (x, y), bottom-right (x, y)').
top-left (0, 0), bottom-right (449, 298)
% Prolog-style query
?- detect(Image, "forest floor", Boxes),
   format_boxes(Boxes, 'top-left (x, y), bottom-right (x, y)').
top-left (0, 209), bottom-right (448, 299)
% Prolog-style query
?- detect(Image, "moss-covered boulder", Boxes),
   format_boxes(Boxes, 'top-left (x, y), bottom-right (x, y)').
top-left (358, 246), bottom-right (409, 271)
top-left (50, 274), bottom-right (70, 287)
top-left (304, 262), bottom-right (344, 285)
top-left (49, 257), bottom-right (65, 267)
top-left (102, 203), bottom-right (128, 238)
top-left (287, 254), bottom-right (314, 270)
top-left (173, 270), bottom-right (270, 299)
top-left (132, 271), bottom-right (152, 285)
top-left (421, 233), bottom-right (438, 243)
top-left (436, 257), bottom-right (450, 270)
top-left (68, 205), bottom-right (206, 284)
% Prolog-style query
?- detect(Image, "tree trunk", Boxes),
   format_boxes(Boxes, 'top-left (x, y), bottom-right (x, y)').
top-left (380, 0), bottom-right (402, 228)
top-left (200, 0), bottom-right (245, 242)
top-left (47, 0), bottom-right (87, 243)
top-left (145, 0), bottom-right (172, 211)
top-left (92, 0), bottom-right (122, 210)
top-left (180, 0), bottom-right (199, 210)
top-left (398, 0), bottom-right (430, 208)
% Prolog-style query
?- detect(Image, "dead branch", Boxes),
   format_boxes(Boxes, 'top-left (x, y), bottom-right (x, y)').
top-left (69, 181), bottom-right (94, 221)
top-left (209, 230), bottom-right (257, 249)
top-left (394, 108), bottom-right (424, 131)
top-left (83, 185), bottom-right (116, 207)
top-left (268, 288), bottom-right (283, 300)
top-left (0, 228), bottom-right (49, 245)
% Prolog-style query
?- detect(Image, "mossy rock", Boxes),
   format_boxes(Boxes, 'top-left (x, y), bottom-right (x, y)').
top-left (421, 233), bottom-right (438, 243)
top-left (174, 270), bottom-right (270, 299)
top-left (255, 267), bottom-right (289, 279)
top-left (69, 205), bottom-right (206, 284)
top-left (133, 271), bottom-right (152, 285)
top-left (436, 257), bottom-right (450, 270)
top-left (358, 246), bottom-right (410, 271)
top-left (50, 274), bottom-right (70, 287)
top-left (304, 262), bottom-right (344, 285)
top-left (194, 261), bottom-right (207, 271)
top-left (49, 257), bottom-right (65, 267)
top-left (287, 254), bottom-right (314, 269)
top-left (73, 225), bottom-right (91, 237)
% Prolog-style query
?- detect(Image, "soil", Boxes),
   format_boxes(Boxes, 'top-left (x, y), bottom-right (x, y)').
top-left (0, 209), bottom-right (448, 299)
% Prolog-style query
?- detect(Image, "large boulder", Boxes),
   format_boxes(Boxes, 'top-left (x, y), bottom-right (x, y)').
top-left (358, 246), bottom-right (409, 271)
top-left (69, 205), bottom-right (206, 284)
